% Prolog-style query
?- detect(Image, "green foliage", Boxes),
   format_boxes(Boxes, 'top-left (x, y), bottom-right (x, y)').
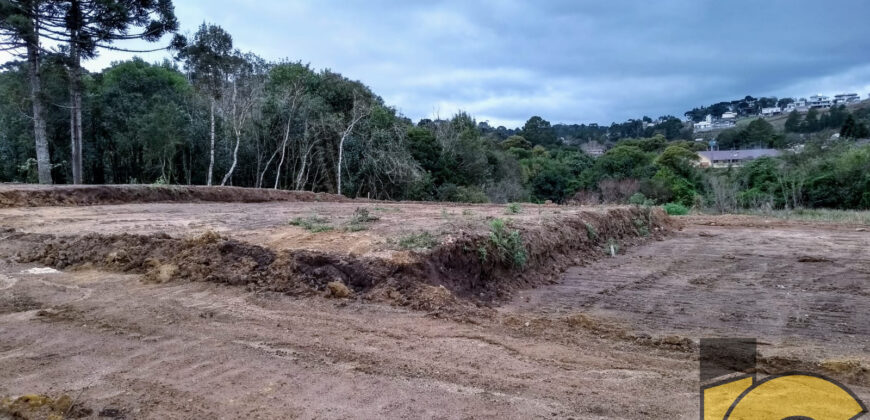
top-left (289, 215), bottom-right (333, 232)
top-left (628, 192), bottom-right (651, 206)
top-left (521, 116), bottom-right (557, 146)
top-left (662, 202), bottom-right (689, 215)
top-left (633, 217), bottom-right (650, 237)
top-left (484, 219), bottom-right (527, 268)
top-left (584, 223), bottom-right (598, 240)
top-left (505, 203), bottom-right (522, 214)
top-left (436, 184), bottom-right (489, 203)
top-left (397, 232), bottom-right (438, 250)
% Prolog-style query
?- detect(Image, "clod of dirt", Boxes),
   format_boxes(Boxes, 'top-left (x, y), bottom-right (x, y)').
top-left (797, 255), bottom-right (831, 263)
top-left (326, 281), bottom-right (352, 298)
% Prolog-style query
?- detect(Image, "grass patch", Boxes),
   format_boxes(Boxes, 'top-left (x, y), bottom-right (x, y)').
top-left (397, 232), bottom-right (439, 250)
top-left (483, 218), bottom-right (527, 268)
top-left (504, 203), bottom-right (522, 214)
top-left (289, 215), bottom-right (333, 232)
top-left (737, 208), bottom-right (870, 225)
top-left (663, 203), bottom-right (689, 216)
top-left (372, 206), bottom-right (402, 213)
top-left (462, 209), bottom-right (474, 216)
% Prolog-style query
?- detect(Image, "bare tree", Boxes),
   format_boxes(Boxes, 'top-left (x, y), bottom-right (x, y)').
top-left (219, 60), bottom-right (264, 186)
top-left (335, 93), bottom-right (369, 195)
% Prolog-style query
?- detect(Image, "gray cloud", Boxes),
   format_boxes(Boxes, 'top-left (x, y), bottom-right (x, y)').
top-left (71, 0), bottom-right (870, 127)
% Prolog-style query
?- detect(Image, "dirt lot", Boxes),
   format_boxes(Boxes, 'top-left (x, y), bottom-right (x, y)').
top-left (0, 186), bottom-right (867, 419)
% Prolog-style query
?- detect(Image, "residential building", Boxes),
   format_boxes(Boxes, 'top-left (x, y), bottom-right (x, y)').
top-left (693, 114), bottom-right (713, 132)
top-left (833, 93), bottom-right (860, 105)
top-left (808, 94), bottom-right (832, 109)
top-left (721, 111), bottom-right (738, 120)
top-left (760, 107), bottom-right (781, 116)
top-left (696, 149), bottom-right (781, 168)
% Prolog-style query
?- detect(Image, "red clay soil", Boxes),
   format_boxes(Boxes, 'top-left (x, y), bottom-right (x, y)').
top-left (0, 184), bottom-right (353, 208)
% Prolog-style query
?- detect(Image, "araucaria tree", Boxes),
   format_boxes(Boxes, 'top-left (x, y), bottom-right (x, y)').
top-left (40, 0), bottom-right (178, 184)
top-left (0, 0), bottom-right (54, 184)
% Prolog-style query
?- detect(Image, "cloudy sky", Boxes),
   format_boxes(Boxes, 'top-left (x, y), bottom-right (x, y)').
top-left (39, 0), bottom-right (870, 127)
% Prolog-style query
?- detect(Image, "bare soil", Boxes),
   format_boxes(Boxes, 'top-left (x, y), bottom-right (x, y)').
top-left (0, 186), bottom-right (867, 419)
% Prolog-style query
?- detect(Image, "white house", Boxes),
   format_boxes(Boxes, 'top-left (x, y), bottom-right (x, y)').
top-left (697, 149), bottom-right (782, 168)
top-left (808, 94), bottom-right (832, 109)
top-left (721, 111), bottom-right (738, 120)
top-left (761, 107), bottom-right (781, 116)
top-left (693, 114), bottom-right (713, 132)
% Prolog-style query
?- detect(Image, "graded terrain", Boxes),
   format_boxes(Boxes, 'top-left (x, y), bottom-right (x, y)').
top-left (0, 185), bottom-right (867, 419)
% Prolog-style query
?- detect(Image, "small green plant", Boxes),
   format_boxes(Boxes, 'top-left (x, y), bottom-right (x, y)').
top-left (462, 209), bottom-right (474, 216)
top-left (397, 232), bottom-right (439, 250)
top-left (584, 222), bottom-right (598, 240)
top-left (289, 215), bottom-right (333, 232)
top-left (632, 217), bottom-right (650, 237)
top-left (505, 203), bottom-right (522, 214)
top-left (484, 218), bottom-right (527, 267)
top-left (344, 208), bottom-right (380, 232)
top-left (662, 202), bottom-right (689, 216)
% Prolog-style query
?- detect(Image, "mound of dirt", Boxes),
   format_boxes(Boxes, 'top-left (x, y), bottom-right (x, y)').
top-left (10, 206), bottom-right (673, 311)
top-left (0, 184), bottom-right (352, 208)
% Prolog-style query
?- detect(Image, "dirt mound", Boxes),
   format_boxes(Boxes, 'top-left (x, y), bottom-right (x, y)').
top-left (0, 184), bottom-right (352, 208)
top-left (12, 206), bottom-right (672, 311)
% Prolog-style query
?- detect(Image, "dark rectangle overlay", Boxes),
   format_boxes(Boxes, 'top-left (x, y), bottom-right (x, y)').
top-left (700, 338), bottom-right (756, 382)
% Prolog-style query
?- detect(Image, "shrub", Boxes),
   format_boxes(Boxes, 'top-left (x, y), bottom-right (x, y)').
top-left (662, 202), bottom-right (689, 216)
top-left (505, 203), bottom-right (522, 214)
top-left (485, 219), bottom-right (527, 267)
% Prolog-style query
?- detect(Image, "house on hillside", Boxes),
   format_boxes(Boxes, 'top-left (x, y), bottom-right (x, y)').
top-left (808, 95), bottom-right (832, 109)
top-left (696, 149), bottom-right (781, 168)
top-left (761, 107), bottom-right (781, 116)
top-left (833, 93), bottom-right (860, 105)
top-left (721, 111), bottom-right (738, 120)
top-left (694, 115), bottom-right (713, 132)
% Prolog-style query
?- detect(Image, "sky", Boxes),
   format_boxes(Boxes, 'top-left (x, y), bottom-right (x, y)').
top-left (9, 0), bottom-right (870, 128)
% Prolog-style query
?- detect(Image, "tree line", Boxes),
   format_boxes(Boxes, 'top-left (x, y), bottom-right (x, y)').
top-left (2, 1), bottom-right (869, 210)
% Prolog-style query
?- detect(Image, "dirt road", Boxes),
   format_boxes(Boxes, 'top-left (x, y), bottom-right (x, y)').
top-left (0, 194), bottom-right (868, 419)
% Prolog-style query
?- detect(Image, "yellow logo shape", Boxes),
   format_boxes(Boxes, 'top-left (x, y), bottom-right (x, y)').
top-left (703, 373), bottom-right (866, 420)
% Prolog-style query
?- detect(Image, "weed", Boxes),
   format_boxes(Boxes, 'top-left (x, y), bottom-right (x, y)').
top-left (584, 222), bottom-right (598, 240)
top-left (484, 218), bottom-right (527, 267)
top-left (462, 209), bottom-right (474, 216)
top-left (350, 207), bottom-right (379, 224)
top-left (398, 232), bottom-right (439, 250)
top-left (633, 217), bottom-right (650, 237)
top-left (289, 215), bottom-right (333, 232)
top-left (505, 203), bottom-right (522, 214)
